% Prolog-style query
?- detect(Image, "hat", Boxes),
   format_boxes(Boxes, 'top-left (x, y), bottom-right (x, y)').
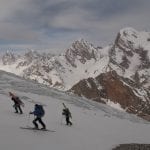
top-left (35, 104), bottom-right (39, 107)
top-left (9, 92), bottom-right (14, 96)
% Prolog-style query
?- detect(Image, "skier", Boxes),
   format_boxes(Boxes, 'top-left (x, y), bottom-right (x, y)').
top-left (30, 104), bottom-right (46, 130)
top-left (62, 103), bottom-right (72, 126)
top-left (9, 92), bottom-right (24, 114)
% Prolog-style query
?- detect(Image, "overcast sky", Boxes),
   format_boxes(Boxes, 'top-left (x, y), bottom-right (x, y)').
top-left (0, 0), bottom-right (150, 54)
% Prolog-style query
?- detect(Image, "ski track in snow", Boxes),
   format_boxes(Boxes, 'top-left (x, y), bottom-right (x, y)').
top-left (0, 70), bottom-right (150, 150)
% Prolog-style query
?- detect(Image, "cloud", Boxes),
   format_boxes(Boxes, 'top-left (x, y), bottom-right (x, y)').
top-left (0, 0), bottom-right (150, 53)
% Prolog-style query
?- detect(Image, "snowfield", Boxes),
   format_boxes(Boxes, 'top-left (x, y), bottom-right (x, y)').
top-left (0, 70), bottom-right (150, 150)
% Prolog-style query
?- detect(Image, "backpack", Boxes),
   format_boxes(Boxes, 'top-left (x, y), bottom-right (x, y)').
top-left (35, 104), bottom-right (45, 117)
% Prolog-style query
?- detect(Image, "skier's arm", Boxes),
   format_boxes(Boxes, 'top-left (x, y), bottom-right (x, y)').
top-left (29, 111), bottom-right (34, 114)
top-left (30, 109), bottom-right (37, 115)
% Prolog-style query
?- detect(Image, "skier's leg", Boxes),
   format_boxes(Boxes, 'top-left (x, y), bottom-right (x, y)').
top-left (14, 105), bottom-right (18, 113)
top-left (66, 116), bottom-right (69, 125)
top-left (38, 117), bottom-right (46, 129)
top-left (33, 117), bottom-right (39, 129)
top-left (69, 118), bottom-right (72, 126)
top-left (18, 105), bottom-right (23, 114)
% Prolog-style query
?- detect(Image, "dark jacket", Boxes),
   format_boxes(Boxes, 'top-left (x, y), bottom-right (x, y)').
top-left (62, 108), bottom-right (72, 118)
top-left (11, 96), bottom-right (24, 106)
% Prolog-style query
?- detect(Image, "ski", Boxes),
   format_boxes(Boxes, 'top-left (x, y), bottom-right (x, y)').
top-left (20, 127), bottom-right (56, 132)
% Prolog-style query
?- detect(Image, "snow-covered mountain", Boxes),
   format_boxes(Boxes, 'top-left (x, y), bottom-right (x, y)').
top-left (0, 39), bottom-right (108, 90)
top-left (70, 28), bottom-right (150, 120)
top-left (110, 27), bottom-right (150, 88)
top-left (0, 70), bottom-right (150, 150)
top-left (0, 28), bottom-right (149, 120)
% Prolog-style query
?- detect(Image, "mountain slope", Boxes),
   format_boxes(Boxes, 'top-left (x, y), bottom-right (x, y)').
top-left (0, 70), bottom-right (150, 150)
top-left (0, 27), bottom-right (149, 120)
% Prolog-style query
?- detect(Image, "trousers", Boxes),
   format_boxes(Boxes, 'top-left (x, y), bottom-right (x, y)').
top-left (33, 117), bottom-right (46, 129)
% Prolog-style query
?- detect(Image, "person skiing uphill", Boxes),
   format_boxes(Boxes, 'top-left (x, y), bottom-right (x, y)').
top-left (62, 103), bottom-right (72, 126)
top-left (30, 104), bottom-right (46, 130)
top-left (9, 92), bottom-right (24, 114)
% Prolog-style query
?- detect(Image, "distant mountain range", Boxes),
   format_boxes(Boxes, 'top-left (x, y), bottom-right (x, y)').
top-left (0, 27), bottom-right (150, 120)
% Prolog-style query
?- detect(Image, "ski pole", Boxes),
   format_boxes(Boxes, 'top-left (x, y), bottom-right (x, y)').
top-left (60, 115), bottom-right (63, 125)
top-left (26, 113), bottom-right (31, 127)
top-left (61, 115), bottom-right (64, 125)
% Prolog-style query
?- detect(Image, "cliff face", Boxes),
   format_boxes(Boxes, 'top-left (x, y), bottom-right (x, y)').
top-left (113, 144), bottom-right (150, 150)
top-left (70, 71), bottom-right (150, 120)
top-left (110, 28), bottom-right (150, 90)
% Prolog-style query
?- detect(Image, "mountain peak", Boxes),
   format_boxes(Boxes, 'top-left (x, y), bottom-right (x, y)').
top-left (116, 27), bottom-right (150, 50)
top-left (120, 27), bottom-right (138, 35)
top-left (65, 39), bottom-right (100, 67)
top-left (1, 51), bottom-right (16, 65)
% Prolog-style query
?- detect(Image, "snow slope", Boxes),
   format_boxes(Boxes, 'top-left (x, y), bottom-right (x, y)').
top-left (0, 70), bottom-right (150, 150)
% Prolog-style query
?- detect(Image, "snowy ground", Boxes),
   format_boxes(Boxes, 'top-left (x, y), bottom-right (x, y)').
top-left (0, 70), bottom-right (150, 150)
